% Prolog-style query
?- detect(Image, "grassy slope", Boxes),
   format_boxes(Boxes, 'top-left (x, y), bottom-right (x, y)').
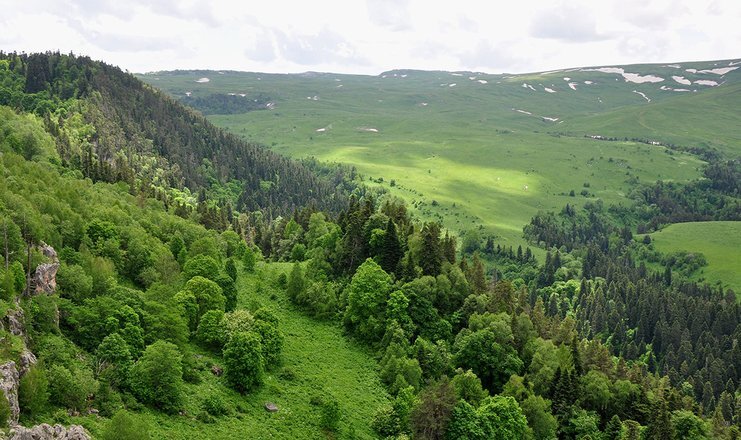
top-left (139, 62), bottom-right (737, 250)
top-left (73, 263), bottom-right (387, 439)
top-left (647, 222), bottom-right (741, 295)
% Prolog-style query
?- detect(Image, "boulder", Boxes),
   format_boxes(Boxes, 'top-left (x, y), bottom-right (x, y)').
top-left (5, 306), bottom-right (26, 338)
top-left (8, 423), bottom-right (91, 440)
top-left (264, 402), bottom-right (279, 412)
top-left (0, 361), bottom-right (20, 425)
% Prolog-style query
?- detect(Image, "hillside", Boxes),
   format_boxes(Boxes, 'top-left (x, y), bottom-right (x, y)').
top-left (0, 52), bottom-right (739, 440)
top-left (139, 59), bottom-right (740, 250)
top-left (0, 52), bottom-right (352, 220)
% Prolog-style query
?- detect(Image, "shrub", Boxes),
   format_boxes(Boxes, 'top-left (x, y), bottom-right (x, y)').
top-left (101, 410), bottom-right (150, 440)
top-left (223, 331), bottom-right (264, 393)
top-left (129, 341), bottom-right (183, 413)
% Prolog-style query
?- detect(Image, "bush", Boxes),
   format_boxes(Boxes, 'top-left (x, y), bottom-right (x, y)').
top-left (129, 341), bottom-right (183, 413)
top-left (18, 365), bottom-right (49, 418)
top-left (46, 365), bottom-right (97, 412)
top-left (320, 397), bottom-right (341, 432)
top-left (223, 331), bottom-right (264, 393)
top-left (196, 309), bottom-right (226, 350)
top-left (101, 410), bottom-right (150, 440)
top-left (202, 391), bottom-right (229, 417)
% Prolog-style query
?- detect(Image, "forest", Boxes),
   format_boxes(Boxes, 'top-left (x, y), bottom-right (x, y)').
top-left (0, 52), bottom-right (739, 439)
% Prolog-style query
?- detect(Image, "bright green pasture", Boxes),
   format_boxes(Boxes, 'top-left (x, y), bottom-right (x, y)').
top-left (648, 222), bottom-right (741, 295)
top-left (139, 62), bottom-right (741, 250)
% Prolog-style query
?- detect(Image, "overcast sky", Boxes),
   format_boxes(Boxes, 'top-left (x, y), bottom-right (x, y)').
top-left (1, 0), bottom-right (739, 75)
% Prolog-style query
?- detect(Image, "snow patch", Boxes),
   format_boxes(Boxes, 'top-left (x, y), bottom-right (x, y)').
top-left (582, 67), bottom-right (625, 74)
top-left (665, 64), bottom-right (681, 68)
top-left (451, 73), bottom-right (463, 76)
top-left (563, 77), bottom-right (571, 81)
top-left (401, 74), bottom-right (408, 78)
top-left (477, 79), bottom-right (488, 84)
top-left (306, 95), bottom-right (320, 100)
top-left (698, 67), bottom-right (738, 75)
top-left (542, 116), bottom-right (559, 122)
top-left (336, 84), bottom-right (343, 88)
top-left (584, 80), bottom-right (594, 85)
top-left (544, 87), bottom-right (556, 93)
top-left (632, 90), bottom-right (650, 102)
top-left (514, 109), bottom-right (532, 115)
top-left (623, 73), bottom-right (664, 84)
top-left (522, 83), bottom-right (536, 91)
top-left (357, 127), bottom-right (379, 133)
top-left (449, 83), bottom-right (457, 87)
top-left (568, 82), bottom-right (578, 90)
top-left (315, 128), bottom-right (327, 132)
top-left (729, 60), bottom-right (741, 66)
top-left (195, 77), bottom-right (210, 83)
top-left (419, 102), bottom-right (429, 107)
top-left (672, 76), bottom-right (691, 85)
top-left (185, 91), bottom-right (192, 97)
top-left (685, 68), bottom-right (698, 73)
top-left (694, 80), bottom-right (719, 86)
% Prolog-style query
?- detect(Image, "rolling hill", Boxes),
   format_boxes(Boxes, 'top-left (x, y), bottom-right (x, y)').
top-left (138, 59), bottom-right (740, 251)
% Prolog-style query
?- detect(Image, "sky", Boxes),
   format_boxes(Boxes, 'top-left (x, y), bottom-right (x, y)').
top-left (1, 0), bottom-right (739, 75)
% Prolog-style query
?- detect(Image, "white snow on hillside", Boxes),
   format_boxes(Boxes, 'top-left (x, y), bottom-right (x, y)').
top-left (632, 90), bottom-right (650, 102)
top-left (195, 77), bottom-right (210, 83)
top-left (672, 76), bottom-right (691, 85)
top-left (694, 80), bottom-right (719, 86)
top-left (698, 67), bottom-right (738, 75)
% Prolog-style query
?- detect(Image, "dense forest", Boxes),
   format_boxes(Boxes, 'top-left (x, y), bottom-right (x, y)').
top-left (0, 52), bottom-right (739, 439)
top-left (0, 51), bottom-right (355, 219)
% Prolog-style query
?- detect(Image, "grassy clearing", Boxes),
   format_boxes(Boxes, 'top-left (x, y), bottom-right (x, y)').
top-left (648, 221), bottom-right (741, 295)
top-left (71, 262), bottom-right (387, 439)
top-left (139, 61), bottom-right (738, 255)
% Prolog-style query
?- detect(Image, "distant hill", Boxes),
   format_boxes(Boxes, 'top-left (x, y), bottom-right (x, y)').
top-left (138, 58), bottom-right (740, 248)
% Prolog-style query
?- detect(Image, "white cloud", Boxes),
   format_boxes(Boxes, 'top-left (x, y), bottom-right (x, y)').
top-left (0, 0), bottom-right (739, 74)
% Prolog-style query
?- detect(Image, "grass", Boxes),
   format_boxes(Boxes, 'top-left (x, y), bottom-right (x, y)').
top-left (647, 221), bottom-right (741, 296)
top-left (138, 62), bottom-right (733, 255)
top-left (70, 262), bottom-right (387, 439)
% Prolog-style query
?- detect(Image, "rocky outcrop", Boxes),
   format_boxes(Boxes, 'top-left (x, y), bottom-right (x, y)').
top-left (5, 306), bottom-right (26, 340)
top-left (0, 361), bottom-right (20, 425)
top-left (29, 243), bottom-right (60, 296)
top-left (18, 349), bottom-right (37, 378)
top-left (8, 423), bottom-right (90, 440)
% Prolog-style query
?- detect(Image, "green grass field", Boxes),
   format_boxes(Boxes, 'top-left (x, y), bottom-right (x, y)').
top-left (648, 222), bottom-right (741, 295)
top-left (72, 262), bottom-right (387, 439)
top-left (139, 61), bottom-right (741, 252)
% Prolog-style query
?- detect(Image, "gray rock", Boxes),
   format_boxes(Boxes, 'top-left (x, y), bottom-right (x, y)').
top-left (5, 306), bottom-right (26, 339)
top-left (18, 349), bottom-right (37, 378)
top-left (8, 423), bottom-right (91, 440)
top-left (265, 402), bottom-right (279, 412)
top-left (31, 263), bottom-right (60, 295)
top-left (38, 243), bottom-right (58, 263)
top-left (0, 361), bottom-right (20, 425)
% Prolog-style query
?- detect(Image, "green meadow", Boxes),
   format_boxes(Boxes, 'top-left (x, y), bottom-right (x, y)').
top-left (140, 61), bottom-right (739, 250)
top-left (648, 222), bottom-right (741, 295)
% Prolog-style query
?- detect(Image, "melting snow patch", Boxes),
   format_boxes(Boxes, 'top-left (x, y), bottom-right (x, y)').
top-left (195, 77), bottom-right (210, 83)
top-left (358, 127), bottom-right (379, 133)
top-left (694, 80), bottom-right (718, 86)
top-left (582, 67), bottom-right (625, 74)
top-left (542, 116), bottom-right (559, 122)
top-left (544, 87), bottom-right (556, 93)
top-left (315, 128), bottom-right (327, 132)
top-left (685, 68), bottom-right (698, 73)
top-left (185, 91), bottom-right (192, 97)
top-left (729, 60), bottom-right (741, 66)
top-left (632, 90), bottom-right (651, 102)
top-left (419, 102), bottom-right (429, 106)
top-left (563, 77), bottom-right (571, 81)
top-left (449, 83), bottom-right (457, 87)
top-left (672, 76), bottom-right (691, 85)
top-left (698, 67), bottom-right (738, 75)
top-left (623, 73), bottom-right (664, 84)
top-left (451, 73), bottom-right (463, 76)
top-left (514, 109), bottom-right (533, 115)
top-left (522, 83), bottom-right (536, 91)
top-left (665, 64), bottom-right (681, 68)
top-left (401, 74), bottom-right (408, 78)
top-left (478, 80), bottom-right (488, 84)
top-left (584, 80), bottom-right (594, 85)
top-left (337, 84), bottom-right (343, 88)
top-left (469, 76), bottom-right (476, 80)
top-left (568, 82), bottom-right (578, 90)
top-left (306, 95), bottom-right (320, 100)
top-left (238, 93), bottom-right (246, 97)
